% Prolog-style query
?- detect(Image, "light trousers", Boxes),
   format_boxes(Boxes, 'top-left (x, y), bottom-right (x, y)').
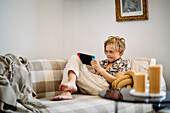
top-left (62, 55), bottom-right (109, 95)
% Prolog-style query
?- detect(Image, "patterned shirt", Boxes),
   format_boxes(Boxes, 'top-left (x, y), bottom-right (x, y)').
top-left (99, 58), bottom-right (130, 77)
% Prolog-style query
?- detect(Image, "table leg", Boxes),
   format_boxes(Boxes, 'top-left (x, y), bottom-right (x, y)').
top-left (115, 101), bottom-right (118, 113)
top-left (152, 103), bottom-right (169, 112)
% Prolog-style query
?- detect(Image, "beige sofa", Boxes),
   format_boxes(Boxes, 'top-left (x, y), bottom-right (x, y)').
top-left (28, 58), bottom-right (166, 113)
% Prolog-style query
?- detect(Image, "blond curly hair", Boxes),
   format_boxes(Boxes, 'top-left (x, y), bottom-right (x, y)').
top-left (104, 36), bottom-right (126, 56)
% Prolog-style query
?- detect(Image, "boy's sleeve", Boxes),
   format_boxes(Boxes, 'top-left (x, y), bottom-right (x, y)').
top-left (118, 60), bottom-right (130, 72)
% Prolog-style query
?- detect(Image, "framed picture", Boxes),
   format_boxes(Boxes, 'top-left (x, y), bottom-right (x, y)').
top-left (115, 0), bottom-right (148, 22)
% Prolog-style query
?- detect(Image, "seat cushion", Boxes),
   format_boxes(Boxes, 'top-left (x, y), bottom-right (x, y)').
top-left (38, 94), bottom-right (152, 113)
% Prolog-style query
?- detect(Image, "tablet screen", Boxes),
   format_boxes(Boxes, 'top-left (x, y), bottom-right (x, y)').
top-left (77, 53), bottom-right (96, 65)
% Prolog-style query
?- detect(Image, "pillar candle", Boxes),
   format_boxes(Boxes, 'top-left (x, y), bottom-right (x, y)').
top-left (149, 65), bottom-right (162, 94)
top-left (134, 73), bottom-right (146, 93)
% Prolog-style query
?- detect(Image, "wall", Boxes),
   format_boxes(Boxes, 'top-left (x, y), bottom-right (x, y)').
top-left (0, 0), bottom-right (170, 90)
top-left (0, 0), bottom-right (37, 58)
top-left (37, 0), bottom-right (64, 59)
top-left (62, 0), bottom-right (170, 90)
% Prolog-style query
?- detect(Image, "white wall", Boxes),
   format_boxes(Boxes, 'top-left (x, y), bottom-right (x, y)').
top-left (61, 0), bottom-right (170, 90)
top-left (0, 0), bottom-right (170, 90)
top-left (37, 0), bottom-right (64, 59)
top-left (0, 0), bottom-right (37, 58)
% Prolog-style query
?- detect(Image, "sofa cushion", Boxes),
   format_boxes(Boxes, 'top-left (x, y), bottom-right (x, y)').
top-left (30, 59), bottom-right (67, 98)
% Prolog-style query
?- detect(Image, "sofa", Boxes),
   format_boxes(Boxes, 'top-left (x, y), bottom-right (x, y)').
top-left (26, 57), bottom-right (166, 113)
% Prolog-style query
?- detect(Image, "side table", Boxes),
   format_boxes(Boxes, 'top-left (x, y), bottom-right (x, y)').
top-left (99, 88), bottom-right (170, 113)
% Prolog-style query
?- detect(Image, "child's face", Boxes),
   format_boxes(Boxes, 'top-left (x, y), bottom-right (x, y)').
top-left (105, 44), bottom-right (121, 62)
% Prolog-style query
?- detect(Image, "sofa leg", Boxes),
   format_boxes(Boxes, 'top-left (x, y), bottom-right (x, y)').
top-left (115, 101), bottom-right (118, 113)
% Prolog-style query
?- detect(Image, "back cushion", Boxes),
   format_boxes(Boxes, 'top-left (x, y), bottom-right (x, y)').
top-left (30, 59), bottom-right (67, 98)
top-left (130, 58), bottom-right (156, 74)
top-left (130, 58), bottom-right (166, 90)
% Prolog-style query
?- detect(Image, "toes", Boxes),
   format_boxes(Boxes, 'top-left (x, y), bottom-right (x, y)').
top-left (51, 96), bottom-right (62, 101)
top-left (51, 96), bottom-right (73, 101)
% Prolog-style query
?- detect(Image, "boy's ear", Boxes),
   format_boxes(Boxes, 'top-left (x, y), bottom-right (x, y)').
top-left (119, 51), bottom-right (123, 56)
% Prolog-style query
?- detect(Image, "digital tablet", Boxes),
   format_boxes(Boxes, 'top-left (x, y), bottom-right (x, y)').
top-left (77, 53), bottom-right (96, 65)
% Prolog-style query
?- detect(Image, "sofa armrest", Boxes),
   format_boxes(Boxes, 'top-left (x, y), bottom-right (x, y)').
top-left (30, 59), bottom-right (67, 98)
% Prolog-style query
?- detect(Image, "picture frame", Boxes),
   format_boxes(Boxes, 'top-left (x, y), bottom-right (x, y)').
top-left (115, 0), bottom-right (148, 22)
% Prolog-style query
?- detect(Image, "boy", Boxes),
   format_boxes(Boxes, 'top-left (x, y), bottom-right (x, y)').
top-left (52, 36), bottom-right (130, 100)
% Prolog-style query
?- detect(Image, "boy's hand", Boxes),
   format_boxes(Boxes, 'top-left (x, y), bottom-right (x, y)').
top-left (91, 59), bottom-right (102, 73)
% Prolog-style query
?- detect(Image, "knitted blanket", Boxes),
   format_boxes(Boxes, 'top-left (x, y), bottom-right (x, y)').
top-left (112, 70), bottom-right (136, 89)
top-left (0, 53), bottom-right (49, 113)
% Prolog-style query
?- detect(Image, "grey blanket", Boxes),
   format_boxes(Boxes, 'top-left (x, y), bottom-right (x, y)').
top-left (0, 53), bottom-right (49, 113)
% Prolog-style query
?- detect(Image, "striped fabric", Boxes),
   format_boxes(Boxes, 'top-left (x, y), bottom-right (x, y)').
top-left (39, 95), bottom-right (152, 113)
top-left (30, 59), bottom-right (68, 98)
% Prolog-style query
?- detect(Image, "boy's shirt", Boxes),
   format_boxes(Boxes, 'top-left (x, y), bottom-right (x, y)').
top-left (100, 58), bottom-right (130, 76)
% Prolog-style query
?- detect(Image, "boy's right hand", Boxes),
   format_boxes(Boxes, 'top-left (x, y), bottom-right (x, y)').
top-left (91, 59), bottom-right (102, 73)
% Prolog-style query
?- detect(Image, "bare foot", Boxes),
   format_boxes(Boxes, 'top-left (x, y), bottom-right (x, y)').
top-left (59, 82), bottom-right (77, 92)
top-left (51, 91), bottom-right (73, 101)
